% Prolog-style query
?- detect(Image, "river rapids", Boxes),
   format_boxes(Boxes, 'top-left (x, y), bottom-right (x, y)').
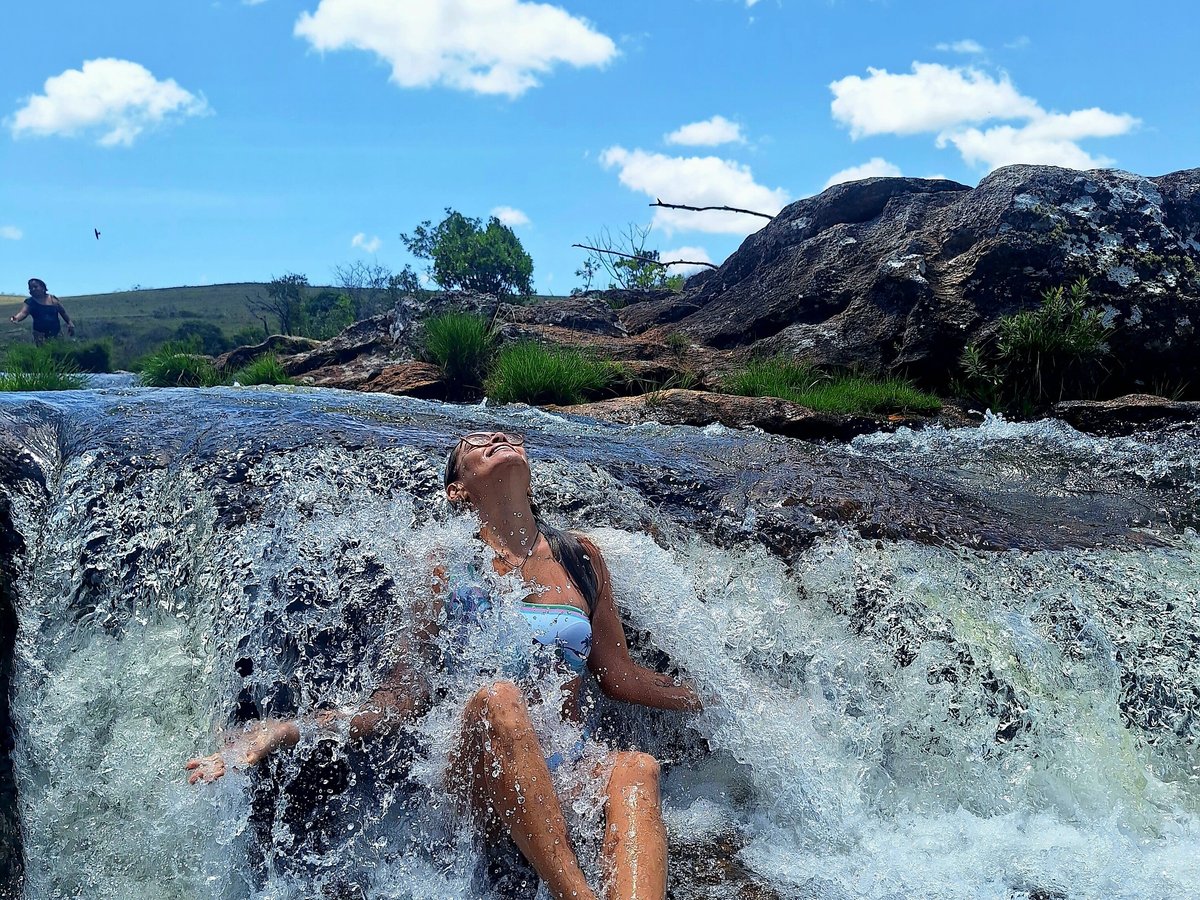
top-left (0, 387), bottom-right (1197, 900)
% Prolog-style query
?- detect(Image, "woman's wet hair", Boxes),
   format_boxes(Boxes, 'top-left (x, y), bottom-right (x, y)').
top-left (28, 278), bottom-right (47, 293)
top-left (444, 441), bottom-right (599, 609)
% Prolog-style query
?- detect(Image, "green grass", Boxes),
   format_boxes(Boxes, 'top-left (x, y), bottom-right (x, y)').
top-left (0, 344), bottom-right (88, 391)
top-left (486, 342), bottom-right (618, 405)
top-left (421, 311), bottom-right (495, 394)
top-left (229, 354), bottom-right (294, 386)
top-left (723, 356), bottom-right (941, 415)
top-left (138, 344), bottom-right (220, 387)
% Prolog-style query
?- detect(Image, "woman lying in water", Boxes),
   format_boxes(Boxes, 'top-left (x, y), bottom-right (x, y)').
top-left (187, 429), bottom-right (702, 900)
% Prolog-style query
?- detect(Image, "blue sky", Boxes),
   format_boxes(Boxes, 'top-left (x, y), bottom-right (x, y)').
top-left (1, 0), bottom-right (1195, 297)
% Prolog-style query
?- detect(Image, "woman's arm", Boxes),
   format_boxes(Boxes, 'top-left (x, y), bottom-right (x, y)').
top-left (581, 537), bottom-right (702, 713)
top-left (54, 298), bottom-right (75, 333)
top-left (9, 302), bottom-right (29, 324)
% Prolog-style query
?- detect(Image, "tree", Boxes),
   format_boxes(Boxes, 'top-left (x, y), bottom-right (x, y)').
top-left (577, 224), bottom-right (684, 292)
top-left (332, 260), bottom-right (393, 318)
top-left (251, 273), bottom-right (309, 335)
top-left (173, 321), bottom-right (230, 356)
top-left (301, 290), bottom-right (355, 340)
top-left (401, 209), bottom-right (534, 297)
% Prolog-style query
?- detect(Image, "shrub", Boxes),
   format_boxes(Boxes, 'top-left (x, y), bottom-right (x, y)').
top-left (402, 209), bottom-right (534, 297)
top-left (0, 345), bottom-right (88, 391)
top-left (421, 311), bottom-right (495, 396)
top-left (139, 343), bottom-right (219, 387)
top-left (960, 277), bottom-right (1112, 412)
top-left (230, 354), bottom-right (294, 386)
top-left (723, 356), bottom-right (941, 415)
top-left (230, 326), bottom-right (267, 348)
top-left (300, 290), bottom-right (355, 340)
top-left (486, 342), bottom-right (617, 406)
top-left (59, 339), bottom-right (114, 373)
top-left (174, 321), bottom-right (230, 356)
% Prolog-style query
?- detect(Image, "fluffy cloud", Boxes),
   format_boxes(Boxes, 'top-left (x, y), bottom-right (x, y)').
top-left (824, 157), bottom-right (902, 188)
top-left (0, 226), bottom-right (22, 241)
top-left (936, 39), bottom-right (984, 54)
top-left (351, 232), bottom-right (382, 253)
top-left (665, 116), bottom-right (745, 147)
top-left (660, 245), bottom-right (714, 275)
top-left (9, 59), bottom-right (208, 147)
top-left (830, 63), bottom-right (1039, 138)
top-left (830, 62), bottom-right (1138, 171)
top-left (491, 205), bottom-right (531, 226)
top-left (294, 0), bottom-right (617, 97)
top-left (600, 147), bottom-right (789, 235)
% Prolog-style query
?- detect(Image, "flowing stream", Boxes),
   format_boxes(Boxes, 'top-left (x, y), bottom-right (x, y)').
top-left (1, 387), bottom-right (1197, 899)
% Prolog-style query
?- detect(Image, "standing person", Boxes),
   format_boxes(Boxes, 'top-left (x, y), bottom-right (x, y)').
top-left (9, 279), bottom-right (75, 345)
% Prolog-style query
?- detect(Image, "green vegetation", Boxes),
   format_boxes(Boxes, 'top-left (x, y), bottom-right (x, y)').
top-left (7, 339), bottom-right (112, 374)
top-left (402, 209), bottom-right (534, 297)
top-left (138, 343), bottom-right (220, 387)
top-left (421, 311), bottom-right (496, 397)
top-left (574, 224), bottom-right (686, 299)
top-left (0, 344), bottom-right (88, 391)
top-left (486, 342), bottom-right (618, 406)
top-left (229, 354), bottom-right (294, 387)
top-left (723, 356), bottom-right (941, 414)
top-left (960, 277), bottom-right (1112, 412)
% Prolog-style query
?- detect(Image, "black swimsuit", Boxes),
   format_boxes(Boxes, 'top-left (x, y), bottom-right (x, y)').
top-left (26, 299), bottom-right (61, 336)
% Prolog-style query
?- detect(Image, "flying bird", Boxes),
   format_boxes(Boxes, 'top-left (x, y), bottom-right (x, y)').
top-left (94, 229), bottom-right (101, 240)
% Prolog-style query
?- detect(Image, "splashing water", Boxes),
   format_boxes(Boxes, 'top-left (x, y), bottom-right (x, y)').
top-left (1, 391), bottom-right (1198, 899)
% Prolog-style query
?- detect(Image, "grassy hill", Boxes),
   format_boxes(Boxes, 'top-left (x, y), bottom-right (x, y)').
top-left (0, 283), bottom-right (291, 369)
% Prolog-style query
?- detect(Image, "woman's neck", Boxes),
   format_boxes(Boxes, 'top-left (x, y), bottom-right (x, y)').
top-left (475, 496), bottom-right (538, 566)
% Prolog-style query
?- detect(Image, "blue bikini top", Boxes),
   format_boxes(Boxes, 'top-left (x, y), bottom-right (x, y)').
top-left (446, 568), bottom-right (593, 675)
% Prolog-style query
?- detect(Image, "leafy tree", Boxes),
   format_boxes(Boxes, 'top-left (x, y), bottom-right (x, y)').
top-left (173, 321), bottom-right (230, 356)
top-left (387, 265), bottom-right (423, 299)
top-left (401, 209), bottom-right (534, 296)
top-left (578, 223), bottom-right (685, 294)
top-left (252, 273), bottom-right (310, 335)
top-left (301, 290), bottom-right (355, 340)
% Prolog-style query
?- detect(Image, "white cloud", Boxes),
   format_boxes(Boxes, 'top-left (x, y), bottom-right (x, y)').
top-left (600, 146), bottom-right (789, 235)
top-left (665, 115), bottom-right (745, 147)
top-left (824, 157), bottom-right (902, 188)
top-left (294, 0), bottom-right (617, 98)
top-left (660, 245), bottom-right (714, 275)
top-left (244, 0), bottom-right (269, 5)
top-left (830, 61), bottom-right (1139, 172)
top-left (0, 226), bottom-right (22, 240)
top-left (1006, 36), bottom-right (1031, 50)
top-left (9, 58), bottom-right (208, 147)
top-left (830, 63), bottom-right (1039, 138)
top-left (351, 232), bottom-right (382, 253)
top-left (936, 39), bottom-right (984, 54)
top-left (939, 109), bottom-right (1140, 170)
top-left (491, 205), bottom-right (530, 226)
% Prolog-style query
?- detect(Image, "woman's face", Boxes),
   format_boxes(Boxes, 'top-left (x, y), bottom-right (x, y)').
top-left (447, 431), bottom-right (530, 506)
top-left (28, 281), bottom-right (45, 298)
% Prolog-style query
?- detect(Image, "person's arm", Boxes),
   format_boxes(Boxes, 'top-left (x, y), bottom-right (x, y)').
top-left (186, 628), bottom-right (432, 784)
top-left (9, 302), bottom-right (29, 324)
top-left (581, 536), bottom-right (702, 712)
top-left (53, 297), bottom-right (75, 335)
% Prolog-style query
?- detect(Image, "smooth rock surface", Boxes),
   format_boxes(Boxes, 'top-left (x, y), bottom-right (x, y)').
top-left (1055, 393), bottom-right (1200, 435)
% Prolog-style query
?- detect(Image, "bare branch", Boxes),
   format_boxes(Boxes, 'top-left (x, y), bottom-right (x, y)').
top-left (650, 199), bottom-right (775, 220)
top-left (571, 243), bottom-right (718, 270)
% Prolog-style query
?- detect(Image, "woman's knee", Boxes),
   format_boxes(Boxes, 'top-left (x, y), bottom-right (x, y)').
top-left (465, 680), bottom-right (527, 733)
top-left (609, 751), bottom-right (660, 787)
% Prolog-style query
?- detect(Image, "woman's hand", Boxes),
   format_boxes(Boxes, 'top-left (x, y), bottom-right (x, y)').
top-left (184, 720), bottom-right (287, 784)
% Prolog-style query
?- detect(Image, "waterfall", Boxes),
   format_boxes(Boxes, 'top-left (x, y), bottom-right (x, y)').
top-left (1, 389), bottom-right (1197, 899)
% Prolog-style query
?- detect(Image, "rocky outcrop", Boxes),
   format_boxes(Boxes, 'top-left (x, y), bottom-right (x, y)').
top-left (1056, 393), bottom-right (1200, 435)
top-left (214, 335), bottom-right (322, 373)
top-left (627, 166), bottom-right (1200, 392)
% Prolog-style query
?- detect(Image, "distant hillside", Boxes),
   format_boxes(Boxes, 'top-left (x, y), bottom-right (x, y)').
top-left (0, 283), bottom-right (328, 368)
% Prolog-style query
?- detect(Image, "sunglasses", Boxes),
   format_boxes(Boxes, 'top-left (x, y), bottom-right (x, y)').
top-left (458, 431), bottom-right (526, 448)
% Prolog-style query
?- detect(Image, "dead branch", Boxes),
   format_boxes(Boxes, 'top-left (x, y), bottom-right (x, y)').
top-left (650, 199), bottom-right (775, 220)
top-left (571, 243), bottom-right (718, 270)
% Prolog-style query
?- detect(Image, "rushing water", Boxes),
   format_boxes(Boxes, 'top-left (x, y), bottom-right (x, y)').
top-left (1, 388), bottom-right (1198, 899)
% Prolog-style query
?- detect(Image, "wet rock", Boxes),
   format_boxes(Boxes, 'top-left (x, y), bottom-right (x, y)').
top-left (632, 166), bottom-right (1200, 393)
top-left (497, 294), bottom-right (627, 336)
top-left (283, 314), bottom-right (397, 376)
top-left (1055, 393), bottom-right (1200, 435)
top-left (552, 389), bottom-right (887, 441)
top-left (358, 362), bottom-right (446, 399)
top-left (668, 832), bottom-right (784, 900)
top-left (214, 335), bottom-right (322, 373)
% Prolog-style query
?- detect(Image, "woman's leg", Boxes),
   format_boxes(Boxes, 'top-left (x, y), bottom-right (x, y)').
top-left (599, 751), bottom-right (667, 900)
top-left (451, 680), bottom-right (596, 900)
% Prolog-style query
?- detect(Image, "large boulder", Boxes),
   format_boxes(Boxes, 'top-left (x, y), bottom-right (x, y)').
top-left (630, 166), bottom-right (1200, 392)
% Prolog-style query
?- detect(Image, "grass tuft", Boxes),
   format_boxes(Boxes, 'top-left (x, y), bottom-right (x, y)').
top-left (0, 344), bottom-right (89, 391)
top-left (723, 356), bottom-right (941, 414)
top-left (421, 312), bottom-right (495, 395)
top-left (139, 343), bottom-right (220, 387)
top-left (230, 354), bottom-right (294, 386)
top-left (486, 342), bottom-right (618, 406)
